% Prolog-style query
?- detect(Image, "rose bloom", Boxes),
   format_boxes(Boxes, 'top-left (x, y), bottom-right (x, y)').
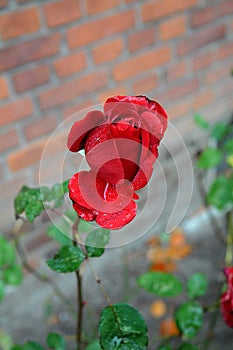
top-left (221, 266), bottom-right (233, 328)
top-left (67, 95), bottom-right (168, 229)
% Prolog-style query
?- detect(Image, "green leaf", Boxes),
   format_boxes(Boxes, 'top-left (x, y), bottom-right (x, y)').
top-left (47, 224), bottom-right (72, 247)
top-left (175, 301), bottom-right (203, 339)
top-left (14, 186), bottom-right (45, 222)
top-left (50, 183), bottom-right (64, 200)
top-left (178, 343), bottom-right (199, 350)
top-left (186, 273), bottom-right (208, 299)
top-left (12, 341), bottom-right (46, 350)
top-left (207, 176), bottom-right (233, 210)
top-left (62, 180), bottom-right (69, 193)
top-left (197, 148), bottom-right (222, 169)
top-left (0, 236), bottom-right (16, 267)
top-left (3, 264), bottom-right (23, 286)
top-left (47, 245), bottom-right (85, 273)
top-left (193, 114), bottom-right (209, 129)
top-left (0, 330), bottom-right (13, 350)
top-left (25, 201), bottom-right (44, 222)
top-left (0, 280), bottom-right (5, 303)
top-left (85, 228), bottom-right (110, 257)
top-left (46, 333), bottom-right (65, 350)
top-left (98, 303), bottom-right (148, 350)
top-left (137, 272), bottom-right (183, 297)
top-left (223, 139), bottom-right (233, 154)
top-left (210, 122), bottom-right (229, 141)
top-left (86, 340), bottom-right (101, 350)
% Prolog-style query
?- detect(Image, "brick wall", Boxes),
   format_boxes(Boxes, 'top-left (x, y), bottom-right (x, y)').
top-left (0, 0), bottom-right (233, 230)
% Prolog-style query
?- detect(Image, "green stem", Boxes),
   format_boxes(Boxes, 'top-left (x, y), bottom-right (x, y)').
top-left (72, 217), bottom-right (84, 350)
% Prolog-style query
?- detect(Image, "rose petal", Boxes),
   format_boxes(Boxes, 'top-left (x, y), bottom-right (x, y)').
top-left (85, 127), bottom-right (124, 184)
top-left (96, 200), bottom-right (137, 229)
top-left (67, 110), bottom-right (105, 152)
top-left (73, 202), bottom-right (96, 221)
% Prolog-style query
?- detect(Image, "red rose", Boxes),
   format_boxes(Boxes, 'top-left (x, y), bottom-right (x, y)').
top-left (221, 266), bottom-right (233, 328)
top-left (67, 95), bottom-right (167, 229)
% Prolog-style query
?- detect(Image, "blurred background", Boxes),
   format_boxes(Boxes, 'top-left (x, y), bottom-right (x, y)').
top-left (1, 1), bottom-right (233, 348)
top-left (0, 0), bottom-right (232, 229)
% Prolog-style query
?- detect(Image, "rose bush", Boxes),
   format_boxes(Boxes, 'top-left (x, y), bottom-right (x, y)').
top-left (67, 95), bottom-right (168, 229)
top-left (221, 266), bottom-right (233, 328)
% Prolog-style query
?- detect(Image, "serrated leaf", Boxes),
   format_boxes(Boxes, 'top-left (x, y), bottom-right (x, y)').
top-left (86, 340), bottom-right (101, 350)
top-left (12, 341), bottom-right (46, 350)
top-left (193, 114), bottom-right (209, 129)
top-left (0, 280), bottom-right (5, 303)
top-left (207, 176), bottom-right (233, 210)
top-left (137, 272), bottom-right (183, 297)
top-left (197, 148), bottom-right (222, 169)
top-left (0, 236), bottom-right (16, 267)
top-left (175, 301), bottom-right (203, 339)
top-left (46, 333), bottom-right (65, 350)
top-left (178, 342), bottom-right (199, 350)
top-left (85, 229), bottom-right (110, 257)
top-left (25, 201), bottom-right (44, 222)
top-left (98, 303), bottom-right (148, 350)
top-left (47, 245), bottom-right (85, 273)
top-left (210, 122), bottom-right (229, 141)
top-left (3, 264), bottom-right (23, 286)
top-left (47, 224), bottom-right (72, 247)
top-left (186, 273), bottom-right (208, 299)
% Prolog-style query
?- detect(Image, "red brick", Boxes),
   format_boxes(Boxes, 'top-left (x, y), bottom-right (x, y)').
top-left (54, 51), bottom-right (87, 78)
top-left (178, 25), bottom-right (226, 56)
top-left (113, 47), bottom-right (171, 81)
top-left (128, 27), bottom-right (155, 52)
top-left (160, 15), bottom-right (186, 40)
top-left (63, 99), bottom-right (95, 119)
top-left (98, 85), bottom-right (128, 102)
top-left (67, 10), bottom-right (134, 48)
top-left (93, 38), bottom-right (123, 64)
top-left (158, 79), bottom-right (199, 105)
top-left (0, 97), bottom-right (33, 127)
top-left (167, 100), bottom-right (191, 120)
top-left (0, 0), bottom-right (7, 8)
top-left (142, 0), bottom-right (198, 22)
top-left (0, 76), bottom-right (8, 99)
top-left (192, 91), bottom-right (214, 109)
top-left (0, 7), bottom-right (40, 40)
top-left (8, 139), bottom-right (46, 171)
top-left (132, 74), bottom-right (157, 95)
top-left (44, 0), bottom-right (81, 27)
top-left (24, 115), bottom-right (57, 141)
top-left (13, 65), bottom-right (49, 93)
top-left (193, 50), bottom-right (218, 71)
top-left (0, 33), bottom-right (60, 72)
top-left (218, 42), bottom-right (233, 59)
top-left (39, 71), bottom-right (108, 110)
top-left (191, 7), bottom-right (216, 28)
top-left (217, 0), bottom-right (233, 16)
top-left (205, 61), bottom-right (233, 84)
top-left (166, 61), bottom-right (187, 81)
top-left (86, 0), bottom-right (119, 14)
top-left (0, 129), bottom-right (18, 152)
